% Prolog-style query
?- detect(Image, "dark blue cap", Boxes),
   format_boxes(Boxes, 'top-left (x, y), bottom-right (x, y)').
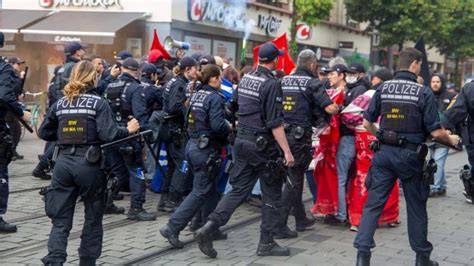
top-left (199, 54), bottom-right (216, 65)
top-left (258, 42), bottom-right (284, 62)
top-left (115, 50), bottom-right (133, 61)
top-left (64, 41), bottom-right (87, 55)
top-left (325, 64), bottom-right (348, 73)
top-left (122, 58), bottom-right (140, 71)
top-left (348, 62), bottom-right (366, 73)
top-left (141, 63), bottom-right (158, 74)
top-left (178, 56), bottom-right (198, 69)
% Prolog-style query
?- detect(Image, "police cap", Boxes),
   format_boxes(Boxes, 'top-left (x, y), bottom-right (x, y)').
top-left (347, 62), bottom-right (366, 73)
top-left (373, 68), bottom-right (393, 82)
top-left (258, 43), bottom-right (284, 62)
top-left (64, 41), bottom-right (87, 56)
top-left (325, 64), bottom-right (348, 74)
top-left (178, 56), bottom-right (198, 69)
top-left (122, 58), bottom-right (140, 71)
top-left (199, 54), bottom-right (216, 66)
top-left (7, 57), bottom-right (25, 64)
top-left (141, 63), bottom-right (158, 74)
top-left (115, 50), bottom-right (133, 60)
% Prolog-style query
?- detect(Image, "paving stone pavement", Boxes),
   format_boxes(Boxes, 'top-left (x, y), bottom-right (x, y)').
top-left (0, 135), bottom-right (473, 266)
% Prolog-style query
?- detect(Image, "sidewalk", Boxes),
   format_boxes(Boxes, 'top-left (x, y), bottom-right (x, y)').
top-left (0, 135), bottom-right (473, 265)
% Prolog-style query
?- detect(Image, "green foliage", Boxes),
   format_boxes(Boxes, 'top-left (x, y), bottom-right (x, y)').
top-left (344, 0), bottom-right (446, 48)
top-left (289, 0), bottom-right (333, 57)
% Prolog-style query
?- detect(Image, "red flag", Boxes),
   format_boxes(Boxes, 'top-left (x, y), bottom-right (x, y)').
top-left (150, 29), bottom-right (171, 60)
top-left (252, 33), bottom-right (296, 75)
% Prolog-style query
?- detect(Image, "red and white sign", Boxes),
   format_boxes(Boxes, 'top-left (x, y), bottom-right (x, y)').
top-left (296, 23), bottom-right (311, 40)
top-left (188, 0), bottom-right (202, 21)
top-left (39, 0), bottom-right (54, 8)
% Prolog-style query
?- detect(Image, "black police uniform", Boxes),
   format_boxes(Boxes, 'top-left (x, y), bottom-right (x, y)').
top-left (39, 89), bottom-right (129, 265)
top-left (0, 60), bottom-right (24, 232)
top-left (105, 72), bottom-right (153, 218)
top-left (195, 65), bottom-right (287, 258)
top-left (442, 81), bottom-right (474, 198)
top-left (354, 71), bottom-right (440, 258)
top-left (280, 67), bottom-right (333, 232)
top-left (161, 74), bottom-right (190, 209)
top-left (161, 84), bottom-right (229, 247)
top-left (5, 69), bottom-right (23, 156)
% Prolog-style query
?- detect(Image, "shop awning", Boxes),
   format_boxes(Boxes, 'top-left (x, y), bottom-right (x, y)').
top-left (0, 9), bottom-right (52, 41)
top-left (20, 11), bottom-right (147, 45)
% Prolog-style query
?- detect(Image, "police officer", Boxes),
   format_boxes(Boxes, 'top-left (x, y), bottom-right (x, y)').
top-left (195, 42), bottom-right (295, 258)
top-left (5, 56), bottom-right (26, 161)
top-left (141, 63), bottom-right (164, 178)
top-left (354, 47), bottom-right (460, 266)
top-left (277, 49), bottom-right (339, 238)
top-left (38, 61), bottom-right (140, 265)
top-left (33, 41), bottom-right (87, 180)
top-left (160, 64), bottom-right (230, 248)
top-left (441, 80), bottom-right (474, 203)
top-left (160, 56), bottom-right (199, 212)
top-left (105, 58), bottom-right (156, 220)
top-left (0, 32), bottom-right (31, 233)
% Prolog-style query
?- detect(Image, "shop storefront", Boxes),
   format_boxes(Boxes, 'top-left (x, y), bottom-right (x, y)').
top-left (0, 0), bottom-right (172, 92)
top-left (170, 0), bottom-right (292, 67)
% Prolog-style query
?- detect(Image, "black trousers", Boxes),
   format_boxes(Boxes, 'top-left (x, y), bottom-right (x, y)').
top-left (168, 141), bottom-right (219, 233)
top-left (165, 135), bottom-right (191, 201)
top-left (41, 154), bottom-right (105, 264)
top-left (208, 137), bottom-right (284, 236)
top-left (281, 136), bottom-right (313, 226)
top-left (5, 113), bottom-right (21, 149)
top-left (354, 145), bottom-right (433, 256)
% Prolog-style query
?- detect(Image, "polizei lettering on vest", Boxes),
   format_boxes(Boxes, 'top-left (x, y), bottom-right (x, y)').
top-left (381, 83), bottom-right (421, 96)
top-left (57, 97), bottom-right (99, 109)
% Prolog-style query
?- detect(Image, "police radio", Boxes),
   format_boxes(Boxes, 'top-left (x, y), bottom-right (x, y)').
top-left (164, 36), bottom-right (190, 51)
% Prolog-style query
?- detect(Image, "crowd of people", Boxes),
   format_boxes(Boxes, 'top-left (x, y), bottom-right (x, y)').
top-left (0, 32), bottom-right (471, 266)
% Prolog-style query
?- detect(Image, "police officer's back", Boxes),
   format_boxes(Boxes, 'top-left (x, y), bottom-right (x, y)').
top-left (104, 58), bottom-right (156, 220)
top-left (195, 43), bottom-right (295, 258)
top-left (38, 61), bottom-right (139, 265)
top-left (354, 47), bottom-right (460, 266)
top-left (278, 49), bottom-right (339, 237)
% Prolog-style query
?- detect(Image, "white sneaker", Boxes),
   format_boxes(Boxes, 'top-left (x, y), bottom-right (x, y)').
top-left (350, 225), bottom-right (358, 232)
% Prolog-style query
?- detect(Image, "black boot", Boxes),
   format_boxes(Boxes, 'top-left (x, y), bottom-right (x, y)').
top-left (195, 220), bottom-right (218, 258)
top-left (157, 193), bottom-right (169, 212)
top-left (295, 216), bottom-right (316, 232)
top-left (32, 164), bottom-right (52, 180)
top-left (356, 251), bottom-right (371, 266)
top-left (160, 224), bottom-right (184, 248)
top-left (274, 225), bottom-right (298, 239)
top-left (416, 253), bottom-right (439, 266)
top-left (104, 204), bottom-right (125, 215)
top-left (126, 208), bottom-right (157, 221)
top-left (11, 150), bottom-right (24, 161)
top-left (79, 257), bottom-right (95, 266)
top-left (212, 229), bottom-right (228, 241)
top-left (189, 214), bottom-right (203, 232)
top-left (0, 217), bottom-right (17, 233)
top-left (256, 234), bottom-right (290, 256)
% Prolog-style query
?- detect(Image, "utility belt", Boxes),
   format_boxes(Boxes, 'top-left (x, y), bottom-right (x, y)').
top-left (370, 130), bottom-right (428, 160)
top-left (236, 128), bottom-right (273, 152)
top-left (284, 124), bottom-right (312, 140)
top-left (56, 145), bottom-right (102, 164)
top-left (189, 134), bottom-right (223, 150)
